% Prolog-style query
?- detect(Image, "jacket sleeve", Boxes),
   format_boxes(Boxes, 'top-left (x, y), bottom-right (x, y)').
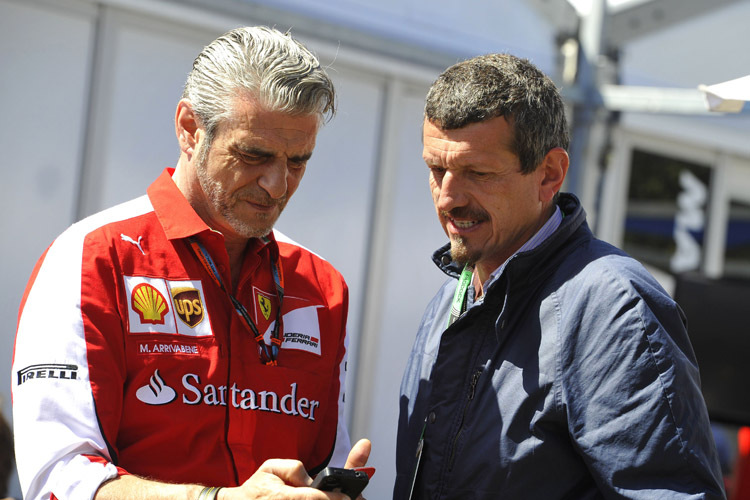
top-left (12, 227), bottom-right (124, 500)
top-left (558, 258), bottom-right (725, 499)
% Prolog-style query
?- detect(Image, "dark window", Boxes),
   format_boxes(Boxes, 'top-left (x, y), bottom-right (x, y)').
top-left (725, 200), bottom-right (750, 279)
top-left (623, 149), bottom-right (712, 273)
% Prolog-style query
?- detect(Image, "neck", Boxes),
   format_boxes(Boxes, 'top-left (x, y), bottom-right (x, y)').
top-left (225, 237), bottom-right (249, 291)
top-left (472, 269), bottom-right (485, 299)
top-left (473, 263), bottom-right (494, 294)
top-left (174, 163), bottom-right (248, 289)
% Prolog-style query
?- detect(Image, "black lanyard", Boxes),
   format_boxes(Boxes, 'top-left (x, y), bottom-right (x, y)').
top-left (187, 236), bottom-right (285, 365)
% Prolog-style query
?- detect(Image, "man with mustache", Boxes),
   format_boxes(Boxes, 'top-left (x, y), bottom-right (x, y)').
top-left (394, 54), bottom-right (725, 499)
top-left (13, 26), bottom-right (369, 500)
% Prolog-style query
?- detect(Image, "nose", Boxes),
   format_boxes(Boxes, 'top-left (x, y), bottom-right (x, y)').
top-left (258, 160), bottom-right (288, 200)
top-left (435, 171), bottom-right (466, 213)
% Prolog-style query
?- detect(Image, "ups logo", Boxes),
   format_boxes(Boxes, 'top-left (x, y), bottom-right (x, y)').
top-left (171, 287), bottom-right (204, 327)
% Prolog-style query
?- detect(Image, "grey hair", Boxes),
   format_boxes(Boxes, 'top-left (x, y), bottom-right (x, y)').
top-left (424, 53), bottom-right (569, 174)
top-left (182, 26), bottom-right (335, 145)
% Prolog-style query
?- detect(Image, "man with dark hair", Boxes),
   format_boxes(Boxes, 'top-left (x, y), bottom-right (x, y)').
top-left (13, 26), bottom-right (368, 500)
top-left (394, 53), bottom-right (725, 499)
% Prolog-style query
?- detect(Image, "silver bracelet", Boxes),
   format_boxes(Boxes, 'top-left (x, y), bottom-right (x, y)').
top-left (197, 486), bottom-right (222, 500)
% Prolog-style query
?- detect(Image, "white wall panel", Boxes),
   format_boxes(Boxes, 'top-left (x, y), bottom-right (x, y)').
top-left (83, 9), bottom-right (219, 214)
top-left (0, 0), bottom-right (95, 297)
top-left (0, 3), bottom-right (96, 497)
top-left (352, 84), bottom-right (448, 499)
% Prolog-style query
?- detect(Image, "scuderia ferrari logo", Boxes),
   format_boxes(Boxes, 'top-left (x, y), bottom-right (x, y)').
top-left (135, 369), bottom-right (321, 421)
top-left (263, 305), bottom-right (323, 356)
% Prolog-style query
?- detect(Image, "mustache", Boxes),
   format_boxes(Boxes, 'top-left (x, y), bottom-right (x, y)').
top-left (441, 206), bottom-right (488, 221)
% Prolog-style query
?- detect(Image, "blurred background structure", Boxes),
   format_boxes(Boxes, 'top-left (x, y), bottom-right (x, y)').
top-left (1, 0), bottom-right (749, 498)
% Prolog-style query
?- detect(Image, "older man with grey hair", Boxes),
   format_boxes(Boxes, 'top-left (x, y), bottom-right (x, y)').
top-left (13, 26), bottom-right (369, 500)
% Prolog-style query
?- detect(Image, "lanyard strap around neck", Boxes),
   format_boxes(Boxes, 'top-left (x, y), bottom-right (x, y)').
top-left (187, 237), bottom-right (285, 365)
top-left (447, 265), bottom-right (473, 328)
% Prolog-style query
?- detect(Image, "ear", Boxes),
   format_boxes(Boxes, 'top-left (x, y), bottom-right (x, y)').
top-left (175, 99), bottom-right (202, 159)
top-left (538, 147), bottom-right (569, 203)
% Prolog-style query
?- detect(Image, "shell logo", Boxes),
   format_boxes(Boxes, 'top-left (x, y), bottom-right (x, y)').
top-left (132, 282), bottom-right (169, 324)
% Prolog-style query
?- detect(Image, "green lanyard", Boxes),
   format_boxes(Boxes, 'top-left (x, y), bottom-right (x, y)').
top-left (446, 265), bottom-right (473, 328)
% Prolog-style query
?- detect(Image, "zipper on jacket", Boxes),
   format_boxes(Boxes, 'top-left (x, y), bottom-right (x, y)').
top-left (447, 368), bottom-right (483, 471)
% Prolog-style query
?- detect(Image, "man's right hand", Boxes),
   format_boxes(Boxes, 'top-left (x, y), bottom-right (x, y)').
top-left (95, 459), bottom-right (353, 500)
top-left (220, 459), bottom-right (350, 499)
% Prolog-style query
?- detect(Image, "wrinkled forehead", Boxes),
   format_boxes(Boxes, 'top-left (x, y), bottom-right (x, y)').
top-left (207, 108), bottom-right (319, 163)
top-left (422, 116), bottom-right (517, 162)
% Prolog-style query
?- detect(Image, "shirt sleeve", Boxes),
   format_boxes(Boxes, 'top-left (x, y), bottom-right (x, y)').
top-left (559, 259), bottom-right (725, 499)
top-left (12, 228), bottom-right (123, 500)
top-left (308, 271), bottom-right (352, 473)
top-left (327, 326), bottom-right (352, 468)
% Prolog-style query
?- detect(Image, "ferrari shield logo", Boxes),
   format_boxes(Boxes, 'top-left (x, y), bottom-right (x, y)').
top-left (258, 294), bottom-right (272, 321)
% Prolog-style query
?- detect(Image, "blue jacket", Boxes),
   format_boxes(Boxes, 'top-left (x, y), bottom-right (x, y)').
top-left (394, 193), bottom-right (725, 499)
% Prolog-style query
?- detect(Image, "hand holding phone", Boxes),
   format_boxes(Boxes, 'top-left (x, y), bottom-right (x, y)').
top-left (311, 467), bottom-right (370, 499)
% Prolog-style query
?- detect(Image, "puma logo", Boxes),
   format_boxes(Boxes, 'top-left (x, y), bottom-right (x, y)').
top-left (121, 234), bottom-right (146, 255)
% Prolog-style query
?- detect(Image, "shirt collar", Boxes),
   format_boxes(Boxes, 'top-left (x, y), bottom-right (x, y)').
top-left (147, 168), bottom-right (211, 240)
top-left (146, 167), bottom-right (276, 253)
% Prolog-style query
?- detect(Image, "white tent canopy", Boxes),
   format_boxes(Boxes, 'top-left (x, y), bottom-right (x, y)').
top-left (699, 75), bottom-right (750, 112)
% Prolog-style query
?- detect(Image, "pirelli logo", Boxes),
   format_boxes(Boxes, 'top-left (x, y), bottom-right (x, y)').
top-left (17, 364), bottom-right (78, 385)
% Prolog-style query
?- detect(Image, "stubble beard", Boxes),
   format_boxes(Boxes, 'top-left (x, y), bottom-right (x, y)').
top-left (449, 235), bottom-right (479, 267)
top-left (442, 207), bottom-right (486, 267)
top-left (196, 147), bottom-right (287, 239)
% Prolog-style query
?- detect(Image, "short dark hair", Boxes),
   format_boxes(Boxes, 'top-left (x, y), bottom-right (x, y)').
top-left (424, 53), bottom-right (569, 174)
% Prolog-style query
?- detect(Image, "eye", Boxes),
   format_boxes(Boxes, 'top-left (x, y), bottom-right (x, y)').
top-left (429, 165), bottom-right (446, 178)
top-left (238, 153), bottom-right (267, 165)
top-left (288, 159), bottom-right (307, 170)
top-left (470, 170), bottom-right (490, 179)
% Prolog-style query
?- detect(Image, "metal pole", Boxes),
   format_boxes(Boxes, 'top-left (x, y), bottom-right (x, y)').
top-left (566, 0), bottom-right (608, 209)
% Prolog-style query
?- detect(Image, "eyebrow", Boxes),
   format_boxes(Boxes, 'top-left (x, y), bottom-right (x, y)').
top-left (289, 152), bottom-right (313, 163)
top-left (233, 145), bottom-right (274, 159)
top-left (233, 145), bottom-right (313, 163)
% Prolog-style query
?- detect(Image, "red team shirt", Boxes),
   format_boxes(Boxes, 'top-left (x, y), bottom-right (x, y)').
top-left (12, 169), bottom-right (351, 500)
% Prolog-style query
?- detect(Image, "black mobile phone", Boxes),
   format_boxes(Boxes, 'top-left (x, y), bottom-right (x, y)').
top-left (311, 467), bottom-right (369, 499)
